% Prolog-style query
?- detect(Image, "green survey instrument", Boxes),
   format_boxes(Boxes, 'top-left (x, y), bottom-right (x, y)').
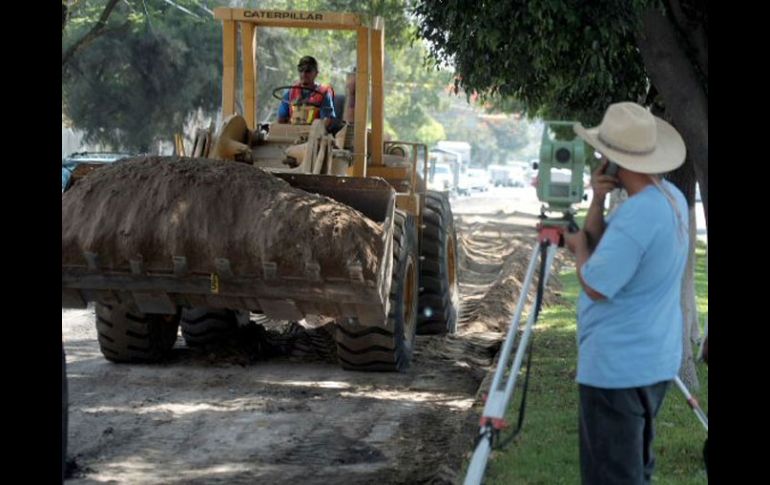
top-left (534, 121), bottom-right (588, 216)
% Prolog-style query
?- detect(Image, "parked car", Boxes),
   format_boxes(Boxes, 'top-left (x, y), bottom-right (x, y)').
top-left (489, 165), bottom-right (517, 187)
top-left (458, 168), bottom-right (489, 194)
top-left (507, 166), bottom-right (529, 187)
top-left (427, 162), bottom-right (455, 192)
top-left (62, 152), bottom-right (134, 192)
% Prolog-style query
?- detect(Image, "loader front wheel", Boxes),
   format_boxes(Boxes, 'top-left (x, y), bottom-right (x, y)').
top-left (417, 190), bottom-right (459, 334)
top-left (180, 308), bottom-right (238, 346)
top-left (336, 210), bottom-right (418, 372)
top-left (95, 302), bottom-right (180, 363)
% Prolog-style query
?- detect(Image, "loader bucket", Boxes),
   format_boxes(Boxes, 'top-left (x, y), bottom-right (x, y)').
top-left (62, 164), bottom-right (396, 327)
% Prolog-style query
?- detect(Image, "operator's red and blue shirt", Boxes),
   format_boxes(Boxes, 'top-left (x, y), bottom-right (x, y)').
top-left (278, 83), bottom-right (335, 121)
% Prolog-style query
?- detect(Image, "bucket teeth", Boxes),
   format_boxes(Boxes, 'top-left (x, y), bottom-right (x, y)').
top-left (130, 257), bottom-right (144, 275)
top-left (347, 262), bottom-right (364, 282)
top-left (263, 261), bottom-right (277, 280)
top-left (63, 165), bottom-right (397, 323)
top-left (305, 262), bottom-right (321, 281)
top-left (215, 258), bottom-right (234, 279)
top-left (84, 252), bottom-right (100, 271)
top-left (173, 256), bottom-right (188, 276)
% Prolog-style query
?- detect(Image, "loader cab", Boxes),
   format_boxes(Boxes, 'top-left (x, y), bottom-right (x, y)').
top-left (215, 9), bottom-right (383, 177)
top-left (212, 8), bottom-right (427, 214)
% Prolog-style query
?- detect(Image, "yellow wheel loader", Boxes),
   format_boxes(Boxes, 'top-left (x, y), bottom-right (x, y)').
top-left (61, 8), bottom-right (459, 371)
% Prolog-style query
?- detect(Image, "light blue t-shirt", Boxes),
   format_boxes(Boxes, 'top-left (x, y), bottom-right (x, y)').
top-left (577, 180), bottom-right (689, 388)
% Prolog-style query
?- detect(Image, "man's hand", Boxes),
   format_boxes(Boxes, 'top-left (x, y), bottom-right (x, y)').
top-left (591, 160), bottom-right (620, 201)
top-left (564, 230), bottom-right (589, 256)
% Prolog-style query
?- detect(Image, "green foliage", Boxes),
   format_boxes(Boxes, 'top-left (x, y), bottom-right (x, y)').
top-left (414, 114), bottom-right (446, 145)
top-left (315, 0), bottom-right (416, 49)
top-left (413, 0), bottom-right (657, 123)
top-left (383, 40), bottom-right (452, 145)
top-left (63, 0), bottom-right (221, 151)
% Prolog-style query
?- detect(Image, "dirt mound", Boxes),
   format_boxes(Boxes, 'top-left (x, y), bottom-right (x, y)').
top-left (62, 156), bottom-right (384, 280)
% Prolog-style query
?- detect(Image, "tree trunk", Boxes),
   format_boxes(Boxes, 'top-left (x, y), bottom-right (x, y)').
top-left (636, 7), bottom-right (708, 234)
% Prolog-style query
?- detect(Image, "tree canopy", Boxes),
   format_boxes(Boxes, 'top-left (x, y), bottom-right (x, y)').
top-left (414, 0), bottom-right (707, 216)
top-left (415, 0), bottom-right (651, 124)
top-left (62, 0), bottom-right (222, 151)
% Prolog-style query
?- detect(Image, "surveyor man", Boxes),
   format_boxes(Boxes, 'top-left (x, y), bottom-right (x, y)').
top-left (277, 55), bottom-right (335, 128)
top-left (563, 101), bottom-right (689, 485)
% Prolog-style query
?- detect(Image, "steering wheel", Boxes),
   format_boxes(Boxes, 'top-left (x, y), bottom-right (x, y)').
top-left (271, 85), bottom-right (326, 107)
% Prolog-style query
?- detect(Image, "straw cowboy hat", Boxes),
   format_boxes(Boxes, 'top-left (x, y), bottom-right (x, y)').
top-left (574, 102), bottom-right (686, 174)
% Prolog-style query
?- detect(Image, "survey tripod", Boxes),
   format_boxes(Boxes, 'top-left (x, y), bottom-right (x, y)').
top-left (463, 215), bottom-right (575, 485)
top-left (462, 120), bottom-right (589, 483)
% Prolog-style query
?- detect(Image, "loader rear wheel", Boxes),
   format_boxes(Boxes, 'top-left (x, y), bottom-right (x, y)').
top-left (95, 302), bottom-right (180, 363)
top-left (336, 210), bottom-right (418, 372)
top-left (417, 190), bottom-right (459, 335)
top-left (180, 308), bottom-right (238, 346)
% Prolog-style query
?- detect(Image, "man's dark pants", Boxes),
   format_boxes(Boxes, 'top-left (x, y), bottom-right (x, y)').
top-left (579, 380), bottom-right (670, 485)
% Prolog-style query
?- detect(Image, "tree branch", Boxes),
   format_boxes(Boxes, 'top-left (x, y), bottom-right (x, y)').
top-left (62, 0), bottom-right (122, 68)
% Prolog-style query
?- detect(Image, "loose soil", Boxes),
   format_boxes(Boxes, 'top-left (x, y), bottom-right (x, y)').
top-left (63, 187), bottom-right (567, 484)
top-left (62, 156), bottom-right (383, 280)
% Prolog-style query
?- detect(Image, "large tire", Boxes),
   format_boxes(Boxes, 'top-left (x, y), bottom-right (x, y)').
top-left (418, 190), bottom-right (460, 335)
top-left (62, 343), bottom-right (67, 483)
top-left (180, 308), bottom-right (238, 346)
top-left (336, 210), bottom-right (419, 372)
top-left (95, 302), bottom-right (180, 363)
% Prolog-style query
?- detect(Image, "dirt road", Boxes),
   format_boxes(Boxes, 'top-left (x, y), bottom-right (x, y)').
top-left (63, 187), bottom-right (564, 484)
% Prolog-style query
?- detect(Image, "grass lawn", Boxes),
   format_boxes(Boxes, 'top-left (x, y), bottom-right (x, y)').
top-left (480, 245), bottom-right (708, 484)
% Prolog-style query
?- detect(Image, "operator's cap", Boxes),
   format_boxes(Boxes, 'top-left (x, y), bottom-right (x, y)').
top-left (297, 56), bottom-right (319, 72)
